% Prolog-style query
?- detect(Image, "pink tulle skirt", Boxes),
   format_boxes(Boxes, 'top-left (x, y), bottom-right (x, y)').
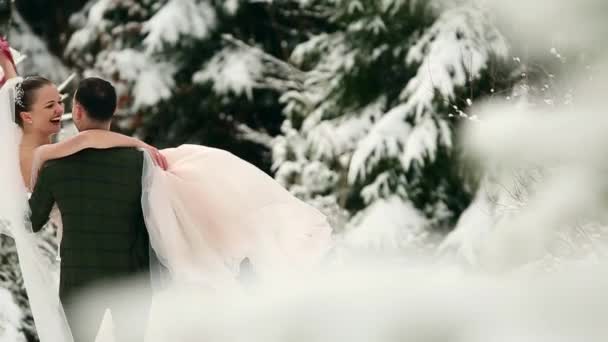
top-left (143, 145), bottom-right (333, 290)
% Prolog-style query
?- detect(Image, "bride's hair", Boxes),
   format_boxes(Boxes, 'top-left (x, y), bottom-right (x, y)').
top-left (14, 76), bottom-right (53, 127)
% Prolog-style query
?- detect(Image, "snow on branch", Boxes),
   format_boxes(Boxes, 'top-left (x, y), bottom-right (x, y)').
top-left (348, 6), bottom-right (507, 183)
top-left (193, 34), bottom-right (304, 98)
top-left (143, 0), bottom-right (217, 54)
top-left (96, 49), bottom-right (176, 109)
top-left (401, 6), bottom-right (508, 119)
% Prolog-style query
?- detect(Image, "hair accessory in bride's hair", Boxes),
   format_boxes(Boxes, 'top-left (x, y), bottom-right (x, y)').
top-left (14, 80), bottom-right (24, 108)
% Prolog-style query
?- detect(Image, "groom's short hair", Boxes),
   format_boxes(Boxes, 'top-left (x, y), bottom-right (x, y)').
top-left (74, 77), bottom-right (117, 122)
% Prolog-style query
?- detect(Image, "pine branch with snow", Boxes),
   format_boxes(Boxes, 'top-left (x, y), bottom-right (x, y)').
top-left (9, 11), bottom-right (70, 82)
top-left (65, 0), bottom-right (319, 173)
top-left (273, 0), bottom-right (516, 251)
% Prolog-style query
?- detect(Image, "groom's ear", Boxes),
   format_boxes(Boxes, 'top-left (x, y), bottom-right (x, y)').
top-left (73, 103), bottom-right (83, 120)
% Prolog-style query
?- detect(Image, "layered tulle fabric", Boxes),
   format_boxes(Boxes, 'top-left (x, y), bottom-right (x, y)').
top-left (142, 145), bottom-right (333, 290)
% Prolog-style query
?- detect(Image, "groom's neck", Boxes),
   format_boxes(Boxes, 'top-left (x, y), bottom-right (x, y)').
top-left (79, 122), bottom-right (111, 132)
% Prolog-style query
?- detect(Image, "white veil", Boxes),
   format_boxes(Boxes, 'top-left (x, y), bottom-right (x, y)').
top-left (0, 77), bottom-right (73, 342)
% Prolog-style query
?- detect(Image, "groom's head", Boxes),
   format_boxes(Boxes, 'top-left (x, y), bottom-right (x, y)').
top-left (72, 77), bottom-right (117, 131)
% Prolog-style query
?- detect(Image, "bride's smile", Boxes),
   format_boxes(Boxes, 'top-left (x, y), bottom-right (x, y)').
top-left (18, 83), bottom-right (64, 136)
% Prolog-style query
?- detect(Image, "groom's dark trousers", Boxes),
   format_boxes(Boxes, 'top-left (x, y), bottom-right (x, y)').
top-left (29, 148), bottom-right (152, 342)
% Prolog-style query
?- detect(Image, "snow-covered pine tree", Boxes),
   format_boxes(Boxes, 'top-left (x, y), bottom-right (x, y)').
top-left (10, 11), bottom-right (70, 81)
top-left (65, 0), bottom-right (320, 170)
top-left (15, 0), bottom-right (89, 57)
top-left (273, 0), bottom-right (514, 250)
top-left (0, 286), bottom-right (25, 342)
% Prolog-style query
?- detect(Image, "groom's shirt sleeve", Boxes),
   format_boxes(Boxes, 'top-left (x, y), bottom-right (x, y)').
top-left (29, 165), bottom-right (55, 233)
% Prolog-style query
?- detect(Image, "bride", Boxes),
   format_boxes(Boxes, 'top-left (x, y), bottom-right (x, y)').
top-left (0, 39), bottom-right (332, 342)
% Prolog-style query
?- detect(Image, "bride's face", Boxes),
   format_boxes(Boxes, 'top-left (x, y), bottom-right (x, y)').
top-left (24, 85), bottom-right (64, 135)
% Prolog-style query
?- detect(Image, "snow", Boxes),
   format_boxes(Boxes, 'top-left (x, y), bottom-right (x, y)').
top-left (143, 0), bottom-right (217, 54)
top-left (285, 4), bottom-right (510, 194)
top-left (65, 28), bottom-right (95, 55)
top-left (342, 196), bottom-right (431, 252)
top-left (87, 0), bottom-right (112, 27)
top-left (223, 0), bottom-right (240, 15)
top-left (290, 33), bottom-right (330, 67)
top-left (401, 7), bottom-right (509, 118)
top-left (437, 184), bottom-right (494, 265)
top-left (348, 103), bottom-right (412, 184)
top-left (361, 171), bottom-right (407, 205)
top-left (193, 47), bottom-right (263, 99)
top-left (0, 288), bottom-right (25, 342)
top-left (300, 161), bottom-right (339, 194)
top-left (132, 66), bottom-right (176, 110)
top-left (275, 3), bottom-right (513, 242)
top-left (96, 49), bottom-right (175, 109)
top-left (347, 1), bottom-right (364, 14)
top-left (10, 12), bottom-right (70, 82)
top-left (348, 6), bottom-right (507, 183)
top-left (400, 115), bottom-right (440, 169)
top-left (307, 96), bottom-right (386, 162)
top-left (66, 0), bottom-right (220, 112)
top-left (65, 0), bottom-right (111, 55)
top-left (303, 107), bottom-right (376, 161)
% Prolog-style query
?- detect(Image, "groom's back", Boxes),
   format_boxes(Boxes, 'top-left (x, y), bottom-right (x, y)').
top-left (40, 147), bottom-right (150, 299)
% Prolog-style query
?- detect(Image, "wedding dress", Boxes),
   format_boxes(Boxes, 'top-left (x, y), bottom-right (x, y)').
top-left (0, 77), bottom-right (73, 341)
top-left (142, 144), bottom-right (333, 289)
top-left (1, 76), bottom-right (333, 341)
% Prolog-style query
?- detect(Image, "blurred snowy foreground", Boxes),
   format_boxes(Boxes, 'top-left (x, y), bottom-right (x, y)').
top-left (71, 257), bottom-right (608, 342)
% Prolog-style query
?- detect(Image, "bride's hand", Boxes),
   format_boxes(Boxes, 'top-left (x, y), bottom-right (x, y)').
top-left (0, 37), bottom-right (17, 82)
top-left (141, 143), bottom-right (169, 170)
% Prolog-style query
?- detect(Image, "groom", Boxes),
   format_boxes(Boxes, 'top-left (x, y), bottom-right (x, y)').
top-left (29, 77), bottom-right (152, 342)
